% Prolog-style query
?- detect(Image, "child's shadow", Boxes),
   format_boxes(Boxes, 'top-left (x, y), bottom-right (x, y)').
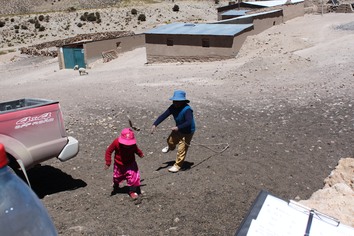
top-left (110, 186), bottom-right (129, 196)
top-left (155, 161), bottom-right (194, 172)
top-left (110, 183), bottom-right (145, 196)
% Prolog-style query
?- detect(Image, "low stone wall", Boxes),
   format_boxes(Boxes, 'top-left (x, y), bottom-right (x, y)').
top-left (146, 55), bottom-right (234, 64)
top-left (19, 31), bottom-right (134, 57)
top-left (20, 47), bottom-right (58, 57)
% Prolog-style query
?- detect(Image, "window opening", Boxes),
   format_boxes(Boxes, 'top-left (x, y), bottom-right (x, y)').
top-left (202, 38), bottom-right (210, 48)
top-left (167, 38), bottom-right (174, 46)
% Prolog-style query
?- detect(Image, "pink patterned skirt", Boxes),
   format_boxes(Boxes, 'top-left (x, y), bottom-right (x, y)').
top-left (113, 161), bottom-right (141, 187)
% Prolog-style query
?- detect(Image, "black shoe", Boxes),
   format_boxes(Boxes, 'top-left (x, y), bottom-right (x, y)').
top-left (110, 184), bottom-right (120, 196)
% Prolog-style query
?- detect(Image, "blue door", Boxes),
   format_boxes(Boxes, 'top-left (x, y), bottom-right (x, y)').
top-left (63, 47), bottom-right (86, 69)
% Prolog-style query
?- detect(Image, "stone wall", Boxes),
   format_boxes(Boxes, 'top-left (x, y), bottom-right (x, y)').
top-left (20, 31), bottom-right (134, 57)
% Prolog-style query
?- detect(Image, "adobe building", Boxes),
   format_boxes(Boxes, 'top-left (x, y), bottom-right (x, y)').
top-left (217, 0), bottom-right (305, 22)
top-left (144, 23), bottom-right (254, 64)
top-left (144, 9), bottom-right (284, 64)
top-left (213, 9), bottom-right (284, 35)
top-left (57, 33), bottom-right (144, 69)
top-left (220, 9), bottom-right (250, 20)
top-left (144, 0), bottom-right (304, 64)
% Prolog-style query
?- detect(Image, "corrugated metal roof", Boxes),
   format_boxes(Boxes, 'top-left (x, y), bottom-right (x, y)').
top-left (243, 0), bottom-right (304, 7)
top-left (235, 9), bottom-right (283, 19)
top-left (221, 10), bottom-right (250, 16)
top-left (214, 9), bottom-right (282, 24)
top-left (144, 23), bottom-right (253, 36)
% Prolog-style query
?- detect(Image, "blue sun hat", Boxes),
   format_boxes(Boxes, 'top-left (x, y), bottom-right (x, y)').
top-left (169, 90), bottom-right (190, 103)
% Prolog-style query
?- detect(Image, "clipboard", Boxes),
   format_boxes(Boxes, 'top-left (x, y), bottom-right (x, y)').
top-left (234, 190), bottom-right (354, 236)
top-left (235, 189), bottom-right (270, 236)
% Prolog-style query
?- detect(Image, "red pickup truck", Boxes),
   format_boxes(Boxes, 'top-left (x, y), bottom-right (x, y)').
top-left (0, 98), bottom-right (79, 176)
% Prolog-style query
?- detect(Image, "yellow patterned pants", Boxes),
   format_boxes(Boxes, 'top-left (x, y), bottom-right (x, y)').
top-left (166, 131), bottom-right (194, 169)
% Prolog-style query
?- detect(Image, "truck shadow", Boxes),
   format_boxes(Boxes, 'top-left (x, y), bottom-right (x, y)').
top-left (23, 165), bottom-right (87, 199)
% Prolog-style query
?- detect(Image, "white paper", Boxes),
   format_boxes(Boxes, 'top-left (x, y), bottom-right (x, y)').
top-left (245, 195), bottom-right (354, 236)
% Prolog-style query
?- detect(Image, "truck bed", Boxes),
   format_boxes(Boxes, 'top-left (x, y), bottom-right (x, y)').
top-left (0, 98), bottom-right (58, 114)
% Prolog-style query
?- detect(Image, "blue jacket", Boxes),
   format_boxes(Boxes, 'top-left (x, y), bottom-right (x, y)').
top-left (153, 104), bottom-right (196, 134)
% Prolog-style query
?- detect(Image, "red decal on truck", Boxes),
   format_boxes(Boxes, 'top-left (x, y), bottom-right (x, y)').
top-left (15, 112), bottom-right (54, 129)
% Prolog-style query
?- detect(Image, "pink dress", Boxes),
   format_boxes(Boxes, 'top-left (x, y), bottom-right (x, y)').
top-left (105, 139), bottom-right (144, 187)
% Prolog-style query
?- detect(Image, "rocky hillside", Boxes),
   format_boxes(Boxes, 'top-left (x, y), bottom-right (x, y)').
top-left (2, 0), bottom-right (353, 15)
top-left (0, 0), bottom-right (350, 49)
top-left (0, 0), bottom-right (122, 15)
top-left (0, 0), bottom-right (219, 49)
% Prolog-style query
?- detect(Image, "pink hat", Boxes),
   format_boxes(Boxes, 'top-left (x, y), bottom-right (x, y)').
top-left (118, 128), bottom-right (136, 145)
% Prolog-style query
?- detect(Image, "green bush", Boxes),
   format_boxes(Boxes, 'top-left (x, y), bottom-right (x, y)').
top-left (0, 21), bottom-right (6, 27)
top-left (138, 13), bottom-right (146, 21)
top-left (21, 25), bottom-right (28, 30)
top-left (14, 25), bottom-right (20, 29)
top-left (87, 13), bottom-right (96, 22)
top-left (80, 15), bottom-right (87, 21)
top-left (77, 22), bottom-right (83, 27)
top-left (172, 4), bottom-right (179, 12)
top-left (131, 9), bottom-right (137, 15)
top-left (28, 18), bottom-right (35, 24)
top-left (68, 7), bottom-right (76, 12)
top-left (38, 15), bottom-right (44, 21)
top-left (79, 12), bottom-right (101, 23)
top-left (39, 26), bottom-right (45, 31)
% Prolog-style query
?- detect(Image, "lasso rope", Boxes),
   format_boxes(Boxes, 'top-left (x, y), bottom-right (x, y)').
top-left (190, 140), bottom-right (229, 154)
top-left (127, 116), bottom-right (230, 154)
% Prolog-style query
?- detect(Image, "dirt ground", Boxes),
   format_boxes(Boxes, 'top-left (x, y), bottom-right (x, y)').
top-left (1, 9), bottom-right (354, 236)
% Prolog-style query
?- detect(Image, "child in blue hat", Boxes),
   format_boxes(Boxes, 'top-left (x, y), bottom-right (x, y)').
top-left (151, 90), bottom-right (196, 172)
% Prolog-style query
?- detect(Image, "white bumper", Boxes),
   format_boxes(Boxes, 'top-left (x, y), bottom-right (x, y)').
top-left (58, 136), bottom-right (79, 161)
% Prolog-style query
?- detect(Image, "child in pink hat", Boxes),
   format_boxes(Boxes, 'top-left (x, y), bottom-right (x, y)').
top-left (105, 128), bottom-right (144, 200)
